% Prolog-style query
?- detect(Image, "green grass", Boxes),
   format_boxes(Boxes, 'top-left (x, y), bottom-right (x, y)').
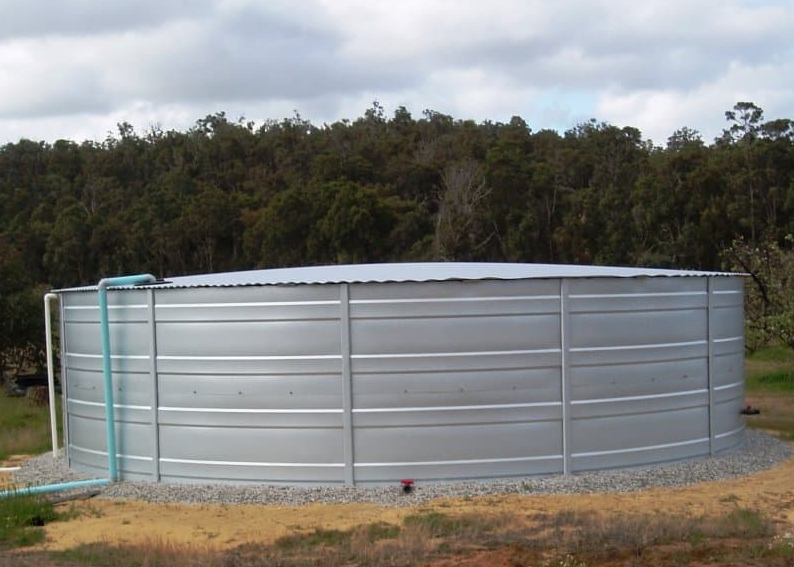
top-left (365, 521), bottom-right (401, 541)
top-left (746, 344), bottom-right (794, 363)
top-left (273, 521), bottom-right (402, 552)
top-left (274, 527), bottom-right (351, 550)
top-left (750, 369), bottom-right (794, 392)
top-left (402, 511), bottom-right (476, 538)
top-left (0, 391), bottom-right (61, 461)
top-left (57, 539), bottom-right (225, 567)
top-left (744, 346), bottom-right (794, 440)
top-left (745, 346), bottom-right (794, 389)
top-left (719, 508), bottom-right (773, 539)
top-left (0, 492), bottom-right (58, 548)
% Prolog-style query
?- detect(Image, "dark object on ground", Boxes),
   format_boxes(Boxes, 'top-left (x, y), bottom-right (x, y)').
top-left (401, 479), bottom-right (414, 493)
top-left (1, 372), bottom-right (60, 397)
top-left (741, 405), bottom-right (761, 415)
top-left (48, 489), bottom-right (102, 504)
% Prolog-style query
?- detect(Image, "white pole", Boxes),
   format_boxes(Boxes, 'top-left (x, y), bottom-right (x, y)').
top-left (44, 293), bottom-right (59, 460)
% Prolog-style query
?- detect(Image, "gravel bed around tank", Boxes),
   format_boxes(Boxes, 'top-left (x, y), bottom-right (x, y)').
top-left (12, 429), bottom-right (791, 507)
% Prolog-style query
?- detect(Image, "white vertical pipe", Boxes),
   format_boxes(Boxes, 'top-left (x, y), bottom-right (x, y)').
top-left (44, 293), bottom-right (59, 459)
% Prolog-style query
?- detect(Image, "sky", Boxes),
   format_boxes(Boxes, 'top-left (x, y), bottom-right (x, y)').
top-left (0, 0), bottom-right (792, 146)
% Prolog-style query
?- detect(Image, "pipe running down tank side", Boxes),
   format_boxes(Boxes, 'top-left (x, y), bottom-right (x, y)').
top-left (0, 274), bottom-right (155, 499)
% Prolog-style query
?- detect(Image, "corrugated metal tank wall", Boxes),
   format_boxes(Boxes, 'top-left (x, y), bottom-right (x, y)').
top-left (60, 275), bottom-right (745, 485)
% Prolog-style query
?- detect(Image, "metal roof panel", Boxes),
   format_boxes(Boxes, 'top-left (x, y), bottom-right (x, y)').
top-left (53, 262), bottom-right (742, 293)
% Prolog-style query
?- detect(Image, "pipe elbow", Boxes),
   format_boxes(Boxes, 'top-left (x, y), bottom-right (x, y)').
top-left (98, 274), bottom-right (156, 291)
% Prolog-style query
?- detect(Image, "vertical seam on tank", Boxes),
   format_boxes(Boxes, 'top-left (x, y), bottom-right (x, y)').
top-left (707, 277), bottom-right (715, 456)
top-left (340, 283), bottom-right (355, 485)
top-left (59, 296), bottom-right (70, 467)
top-left (560, 278), bottom-right (571, 475)
top-left (148, 289), bottom-right (161, 481)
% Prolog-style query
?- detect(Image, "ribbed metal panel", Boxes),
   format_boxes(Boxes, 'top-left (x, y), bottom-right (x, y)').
top-left (58, 265), bottom-right (746, 485)
top-left (566, 277), bottom-right (713, 471)
top-left (62, 290), bottom-right (154, 481)
top-left (153, 285), bottom-right (344, 484)
top-left (710, 277), bottom-right (746, 453)
top-left (349, 279), bottom-right (563, 482)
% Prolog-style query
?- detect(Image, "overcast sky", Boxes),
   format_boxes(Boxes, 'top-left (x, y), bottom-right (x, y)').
top-left (1, 0), bottom-right (792, 146)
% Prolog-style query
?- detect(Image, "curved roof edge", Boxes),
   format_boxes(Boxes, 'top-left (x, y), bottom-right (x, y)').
top-left (53, 262), bottom-right (745, 292)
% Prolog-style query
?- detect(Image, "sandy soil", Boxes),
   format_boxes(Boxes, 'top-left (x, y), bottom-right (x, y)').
top-left (0, 455), bottom-right (31, 491)
top-left (32, 445), bottom-right (794, 552)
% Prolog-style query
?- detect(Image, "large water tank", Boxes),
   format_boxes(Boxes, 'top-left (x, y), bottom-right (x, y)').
top-left (55, 263), bottom-right (745, 485)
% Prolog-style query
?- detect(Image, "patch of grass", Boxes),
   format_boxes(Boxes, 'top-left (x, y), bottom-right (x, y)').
top-left (365, 521), bottom-right (401, 542)
top-left (529, 507), bottom-right (776, 561)
top-left (751, 369), bottom-right (794, 392)
top-left (58, 538), bottom-right (224, 567)
top-left (0, 492), bottom-right (58, 549)
top-left (746, 345), bottom-right (794, 393)
top-left (719, 508), bottom-right (773, 539)
top-left (402, 511), bottom-right (475, 538)
top-left (743, 346), bottom-right (794, 440)
top-left (746, 345), bottom-right (794, 363)
top-left (0, 391), bottom-right (62, 461)
top-left (274, 527), bottom-right (351, 550)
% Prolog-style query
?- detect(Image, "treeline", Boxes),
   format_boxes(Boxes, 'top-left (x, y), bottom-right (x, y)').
top-left (1, 101), bottom-right (794, 369)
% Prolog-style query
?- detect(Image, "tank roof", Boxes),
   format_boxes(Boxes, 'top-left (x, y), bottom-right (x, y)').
top-left (54, 262), bottom-right (742, 292)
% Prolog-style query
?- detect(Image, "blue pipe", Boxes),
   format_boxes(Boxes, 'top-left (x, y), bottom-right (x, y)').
top-left (98, 274), bottom-right (156, 481)
top-left (0, 478), bottom-right (110, 499)
top-left (0, 274), bottom-right (156, 500)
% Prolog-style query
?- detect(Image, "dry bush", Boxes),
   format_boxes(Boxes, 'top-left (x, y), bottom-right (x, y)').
top-left (226, 512), bottom-right (521, 567)
top-left (57, 537), bottom-right (223, 567)
top-left (527, 507), bottom-right (775, 559)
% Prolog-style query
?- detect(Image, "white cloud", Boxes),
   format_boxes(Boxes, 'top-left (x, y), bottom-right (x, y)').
top-left (0, 0), bottom-right (213, 39)
top-left (595, 59), bottom-right (794, 144)
top-left (0, 0), bottom-right (792, 144)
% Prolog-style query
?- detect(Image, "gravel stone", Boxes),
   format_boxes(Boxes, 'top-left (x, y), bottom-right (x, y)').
top-left (12, 429), bottom-right (791, 507)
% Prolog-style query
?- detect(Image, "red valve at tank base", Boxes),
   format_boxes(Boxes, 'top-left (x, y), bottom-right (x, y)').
top-left (400, 479), bottom-right (415, 493)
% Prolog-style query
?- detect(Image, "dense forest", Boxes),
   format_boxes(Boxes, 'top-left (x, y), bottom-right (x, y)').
top-left (1, 101), bottom-right (794, 370)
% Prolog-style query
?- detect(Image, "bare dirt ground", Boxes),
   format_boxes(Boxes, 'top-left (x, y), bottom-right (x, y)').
top-left (30, 445), bottom-right (794, 553)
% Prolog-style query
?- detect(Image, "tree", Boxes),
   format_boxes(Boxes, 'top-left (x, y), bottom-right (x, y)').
top-left (722, 235), bottom-right (794, 352)
top-left (318, 181), bottom-right (398, 263)
top-left (43, 200), bottom-right (92, 286)
top-left (434, 159), bottom-right (494, 260)
top-left (722, 102), bottom-right (764, 144)
top-left (1, 100), bottom-right (794, 368)
top-left (0, 239), bottom-right (44, 375)
top-left (242, 185), bottom-right (330, 267)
